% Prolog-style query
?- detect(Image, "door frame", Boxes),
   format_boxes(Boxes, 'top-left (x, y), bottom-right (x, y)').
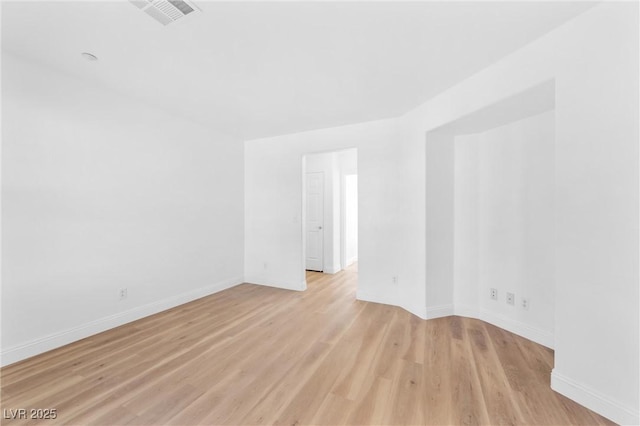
top-left (301, 148), bottom-right (358, 290)
top-left (341, 170), bottom-right (357, 270)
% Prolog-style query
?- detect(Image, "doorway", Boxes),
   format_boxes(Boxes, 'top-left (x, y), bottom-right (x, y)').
top-left (305, 171), bottom-right (324, 271)
top-left (302, 149), bottom-right (358, 280)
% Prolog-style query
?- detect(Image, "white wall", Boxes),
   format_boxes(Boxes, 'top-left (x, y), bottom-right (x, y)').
top-left (455, 111), bottom-right (555, 345)
top-left (424, 129), bottom-right (455, 316)
top-left (330, 159), bottom-right (341, 272)
top-left (453, 133), bottom-right (479, 315)
top-left (244, 3), bottom-right (638, 423)
top-left (407, 3), bottom-right (638, 423)
top-left (244, 119), bottom-right (427, 313)
top-left (344, 175), bottom-right (358, 266)
top-left (1, 53), bottom-right (245, 365)
top-left (2, 2), bottom-right (636, 422)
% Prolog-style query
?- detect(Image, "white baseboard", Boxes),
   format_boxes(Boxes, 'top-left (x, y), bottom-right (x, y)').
top-left (324, 265), bottom-right (342, 274)
top-left (451, 304), bottom-right (554, 349)
top-left (426, 304), bottom-right (454, 319)
top-left (0, 276), bottom-right (243, 367)
top-left (453, 303), bottom-right (479, 319)
top-left (401, 299), bottom-right (428, 320)
top-left (296, 286), bottom-right (633, 424)
top-left (244, 276), bottom-right (307, 292)
top-left (346, 256), bottom-right (358, 266)
top-left (551, 369), bottom-right (639, 425)
top-left (356, 292), bottom-right (553, 348)
top-left (356, 289), bottom-right (398, 307)
top-left (357, 290), bottom-right (428, 320)
top-left (479, 308), bottom-right (554, 349)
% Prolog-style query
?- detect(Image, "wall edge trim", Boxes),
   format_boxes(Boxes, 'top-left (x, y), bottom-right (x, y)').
top-left (551, 369), bottom-right (639, 425)
top-left (0, 276), bottom-right (244, 367)
top-left (450, 304), bottom-right (554, 349)
top-left (244, 276), bottom-right (307, 292)
top-left (425, 304), bottom-right (454, 319)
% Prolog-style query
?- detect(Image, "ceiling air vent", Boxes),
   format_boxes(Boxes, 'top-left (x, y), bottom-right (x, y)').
top-left (130, 0), bottom-right (200, 26)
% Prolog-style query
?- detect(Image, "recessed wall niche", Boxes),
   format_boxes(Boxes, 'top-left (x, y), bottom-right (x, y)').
top-left (425, 80), bottom-right (556, 348)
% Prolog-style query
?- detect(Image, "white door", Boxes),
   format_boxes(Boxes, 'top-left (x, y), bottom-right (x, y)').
top-left (305, 172), bottom-right (324, 271)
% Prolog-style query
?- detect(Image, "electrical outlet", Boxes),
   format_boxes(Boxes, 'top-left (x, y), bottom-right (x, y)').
top-left (490, 288), bottom-right (498, 300)
top-left (522, 298), bottom-right (530, 310)
top-left (118, 288), bottom-right (128, 301)
top-left (506, 292), bottom-right (515, 305)
top-left (392, 276), bottom-right (398, 285)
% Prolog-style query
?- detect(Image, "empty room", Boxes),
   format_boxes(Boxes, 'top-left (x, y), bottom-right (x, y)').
top-left (1, 1), bottom-right (638, 425)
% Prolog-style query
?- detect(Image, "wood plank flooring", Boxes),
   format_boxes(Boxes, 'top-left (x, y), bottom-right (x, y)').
top-left (1, 265), bottom-right (614, 425)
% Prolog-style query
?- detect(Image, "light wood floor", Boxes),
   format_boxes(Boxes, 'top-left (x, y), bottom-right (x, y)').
top-left (1, 265), bottom-right (613, 425)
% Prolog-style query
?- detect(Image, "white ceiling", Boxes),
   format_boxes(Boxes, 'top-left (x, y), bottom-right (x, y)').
top-left (2, 1), bottom-right (594, 140)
